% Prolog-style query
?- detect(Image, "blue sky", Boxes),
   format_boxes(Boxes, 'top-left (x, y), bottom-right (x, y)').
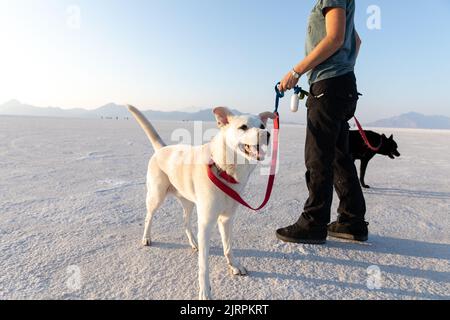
top-left (0, 0), bottom-right (449, 122)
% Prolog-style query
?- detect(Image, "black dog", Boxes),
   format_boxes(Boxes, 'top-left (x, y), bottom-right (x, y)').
top-left (349, 130), bottom-right (401, 188)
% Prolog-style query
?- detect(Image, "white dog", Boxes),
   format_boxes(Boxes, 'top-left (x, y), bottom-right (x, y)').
top-left (127, 105), bottom-right (275, 300)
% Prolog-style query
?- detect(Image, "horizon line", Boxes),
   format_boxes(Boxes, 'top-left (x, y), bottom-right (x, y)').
top-left (0, 99), bottom-right (216, 113)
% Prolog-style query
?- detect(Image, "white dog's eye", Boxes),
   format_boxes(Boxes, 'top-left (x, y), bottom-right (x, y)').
top-left (239, 125), bottom-right (248, 131)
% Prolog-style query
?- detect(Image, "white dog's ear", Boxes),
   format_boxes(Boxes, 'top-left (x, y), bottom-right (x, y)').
top-left (259, 112), bottom-right (276, 125)
top-left (213, 107), bottom-right (234, 128)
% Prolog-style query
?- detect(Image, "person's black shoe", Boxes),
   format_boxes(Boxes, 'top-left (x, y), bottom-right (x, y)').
top-left (276, 223), bottom-right (327, 245)
top-left (327, 220), bottom-right (369, 242)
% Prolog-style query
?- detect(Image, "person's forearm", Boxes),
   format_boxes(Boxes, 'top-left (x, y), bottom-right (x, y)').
top-left (293, 35), bottom-right (344, 75)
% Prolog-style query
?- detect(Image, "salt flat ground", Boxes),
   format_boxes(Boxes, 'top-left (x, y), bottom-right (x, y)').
top-left (0, 115), bottom-right (449, 300)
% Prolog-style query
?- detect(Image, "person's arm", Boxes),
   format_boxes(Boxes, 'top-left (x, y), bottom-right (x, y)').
top-left (280, 7), bottom-right (346, 91)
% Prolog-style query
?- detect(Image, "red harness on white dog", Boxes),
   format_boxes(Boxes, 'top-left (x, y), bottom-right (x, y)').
top-left (207, 113), bottom-right (280, 211)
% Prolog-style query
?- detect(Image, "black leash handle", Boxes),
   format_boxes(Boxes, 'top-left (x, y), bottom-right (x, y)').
top-left (274, 82), bottom-right (284, 113)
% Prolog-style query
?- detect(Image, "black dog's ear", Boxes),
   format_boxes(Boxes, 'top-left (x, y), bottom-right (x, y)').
top-left (382, 134), bottom-right (387, 139)
top-left (389, 134), bottom-right (393, 140)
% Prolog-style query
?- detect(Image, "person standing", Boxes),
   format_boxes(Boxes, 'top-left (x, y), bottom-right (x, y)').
top-left (276, 0), bottom-right (368, 244)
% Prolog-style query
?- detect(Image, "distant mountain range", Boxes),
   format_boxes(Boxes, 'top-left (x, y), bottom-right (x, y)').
top-left (1, 100), bottom-right (450, 129)
top-left (367, 112), bottom-right (450, 129)
top-left (0, 100), bottom-right (238, 122)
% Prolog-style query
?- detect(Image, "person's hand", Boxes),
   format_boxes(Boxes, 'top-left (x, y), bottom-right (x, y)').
top-left (280, 70), bottom-right (301, 92)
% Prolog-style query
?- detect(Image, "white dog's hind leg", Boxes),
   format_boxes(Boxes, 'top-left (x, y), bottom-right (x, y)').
top-left (178, 197), bottom-right (198, 251)
top-left (197, 211), bottom-right (216, 300)
top-left (142, 166), bottom-right (170, 246)
top-left (142, 188), bottom-right (167, 246)
top-left (218, 215), bottom-right (248, 276)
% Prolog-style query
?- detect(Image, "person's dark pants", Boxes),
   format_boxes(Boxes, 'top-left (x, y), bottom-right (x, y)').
top-left (298, 72), bottom-right (366, 228)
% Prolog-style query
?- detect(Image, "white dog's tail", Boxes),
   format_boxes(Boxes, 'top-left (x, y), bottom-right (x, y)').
top-left (127, 105), bottom-right (166, 150)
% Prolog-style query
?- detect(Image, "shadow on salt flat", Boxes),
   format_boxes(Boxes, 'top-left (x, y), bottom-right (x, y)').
top-left (365, 187), bottom-right (450, 200)
top-left (149, 236), bottom-right (450, 299)
top-left (248, 270), bottom-right (448, 299)
top-left (152, 235), bottom-right (449, 261)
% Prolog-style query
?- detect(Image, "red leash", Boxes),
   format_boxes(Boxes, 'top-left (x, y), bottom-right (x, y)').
top-left (206, 84), bottom-right (376, 210)
top-left (207, 113), bottom-right (280, 211)
top-left (353, 117), bottom-right (381, 152)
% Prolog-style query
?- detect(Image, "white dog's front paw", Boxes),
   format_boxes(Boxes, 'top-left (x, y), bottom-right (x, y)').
top-left (142, 238), bottom-right (151, 247)
top-left (228, 263), bottom-right (248, 276)
top-left (199, 288), bottom-right (213, 300)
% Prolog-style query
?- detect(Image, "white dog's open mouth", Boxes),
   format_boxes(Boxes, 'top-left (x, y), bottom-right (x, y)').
top-left (240, 143), bottom-right (266, 161)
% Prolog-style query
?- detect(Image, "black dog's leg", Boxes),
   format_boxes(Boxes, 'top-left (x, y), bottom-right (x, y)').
top-left (360, 159), bottom-right (369, 188)
top-left (360, 155), bottom-right (374, 189)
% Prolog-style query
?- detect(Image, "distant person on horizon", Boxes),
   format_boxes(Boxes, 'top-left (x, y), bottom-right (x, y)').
top-left (276, 0), bottom-right (369, 244)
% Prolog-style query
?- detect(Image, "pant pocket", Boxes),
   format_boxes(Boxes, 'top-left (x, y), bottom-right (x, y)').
top-left (335, 90), bottom-right (358, 121)
top-left (306, 81), bottom-right (328, 110)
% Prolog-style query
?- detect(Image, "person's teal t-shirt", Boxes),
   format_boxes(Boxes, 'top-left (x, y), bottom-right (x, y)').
top-left (306, 0), bottom-right (357, 84)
